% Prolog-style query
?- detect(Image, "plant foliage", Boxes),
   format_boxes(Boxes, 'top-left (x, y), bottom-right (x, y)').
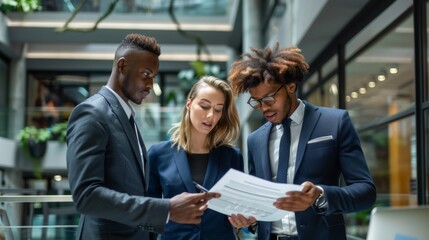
top-left (0, 0), bottom-right (41, 14)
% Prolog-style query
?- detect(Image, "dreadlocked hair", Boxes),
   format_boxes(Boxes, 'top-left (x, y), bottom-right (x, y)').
top-left (228, 42), bottom-right (309, 95)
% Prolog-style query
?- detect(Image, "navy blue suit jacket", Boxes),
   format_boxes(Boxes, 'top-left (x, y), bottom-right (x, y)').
top-left (147, 141), bottom-right (244, 240)
top-left (248, 101), bottom-right (376, 240)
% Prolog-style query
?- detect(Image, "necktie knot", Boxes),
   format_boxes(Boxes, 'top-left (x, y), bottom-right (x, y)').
top-left (282, 118), bottom-right (292, 128)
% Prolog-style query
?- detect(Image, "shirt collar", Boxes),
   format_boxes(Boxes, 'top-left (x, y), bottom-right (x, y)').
top-left (105, 85), bottom-right (135, 119)
top-left (276, 99), bottom-right (305, 130)
top-left (290, 99), bottom-right (305, 125)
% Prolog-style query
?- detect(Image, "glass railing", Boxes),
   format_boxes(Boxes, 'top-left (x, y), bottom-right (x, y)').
top-left (0, 193), bottom-right (77, 240)
top-left (0, 193), bottom-right (259, 240)
top-left (0, 192), bottom-right (418, 240)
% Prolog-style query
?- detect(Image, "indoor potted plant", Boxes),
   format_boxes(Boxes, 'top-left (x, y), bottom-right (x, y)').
top-left (17, 125), bottom-right (51, 178)
top-left (17, 125), bottom-right (51, 158)
top-left (50, 121), bottom-right (67, 142)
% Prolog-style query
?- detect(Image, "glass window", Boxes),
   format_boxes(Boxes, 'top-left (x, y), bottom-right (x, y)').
top-left (306, 89), bottom-right (322, 106)
top-left (362, 116), bottom-right (417, 206)
top-left (322, 75), bottom-right (339, 108)
top-left (346, 15), bottom-right (415, 129)
top-left (346, 116), bottom-right (416, 238)
top-left (321, 54), bottom-right (337, 78)
top-left (302, 73), bottom-right (318, 96)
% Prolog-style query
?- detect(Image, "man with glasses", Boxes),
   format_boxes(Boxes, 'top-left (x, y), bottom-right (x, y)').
top-left (227, 43), bottom-right (376, 240)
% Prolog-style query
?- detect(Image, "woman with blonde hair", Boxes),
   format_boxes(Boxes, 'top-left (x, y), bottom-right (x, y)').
top-left (148, 76), bottom-right (245, 239)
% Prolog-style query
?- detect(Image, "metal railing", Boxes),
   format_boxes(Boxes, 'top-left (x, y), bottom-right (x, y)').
top-left (0, 194), bottom-right (77, 240)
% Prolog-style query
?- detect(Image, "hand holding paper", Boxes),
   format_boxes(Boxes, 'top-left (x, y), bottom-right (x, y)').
top-left (207, 169), bottom-right (303, 221)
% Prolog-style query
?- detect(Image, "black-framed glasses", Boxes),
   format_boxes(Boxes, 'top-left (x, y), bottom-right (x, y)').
top-left (247, 85), bottom-right (284, 108)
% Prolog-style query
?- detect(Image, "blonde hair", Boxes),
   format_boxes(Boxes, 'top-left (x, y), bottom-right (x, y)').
top-left (170, 76), bottom-right (240, 152)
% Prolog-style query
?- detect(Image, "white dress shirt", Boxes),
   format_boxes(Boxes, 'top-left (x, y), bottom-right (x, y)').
top-left (270, 100), bottom-right (305, 235)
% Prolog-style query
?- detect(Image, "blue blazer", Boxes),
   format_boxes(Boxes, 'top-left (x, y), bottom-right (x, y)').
top-left (67, 87), bottom-right (170, 240)
top-left (147, 141), bottom-right (244, 240)
top-left (248, 101), bottom-right (376, 240)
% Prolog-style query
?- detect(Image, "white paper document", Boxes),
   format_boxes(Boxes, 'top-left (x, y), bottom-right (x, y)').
top-left (207, 169), bottom-right (303, 221)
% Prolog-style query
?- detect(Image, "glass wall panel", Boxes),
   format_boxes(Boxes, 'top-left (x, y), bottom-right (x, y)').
top-left (346, 15), bottom-right (415, 129)
top-left (322, 75), bottom-right (339, 108)
top-left (346, 115), bottom-right (416, 238)
top-left (321, 54), bottom-right (337, 78)
top-left (302, 72), bottom-right (322, 101)
top-left (306, 89), bottom-right (321, 106)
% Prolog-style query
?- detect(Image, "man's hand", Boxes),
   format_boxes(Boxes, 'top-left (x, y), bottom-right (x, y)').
top-left (228, 213), bottom-right (256, 228)
top-left (169, 192), bottom-right (220, 224)
top-left (273, 181), bottom-right (322, 211)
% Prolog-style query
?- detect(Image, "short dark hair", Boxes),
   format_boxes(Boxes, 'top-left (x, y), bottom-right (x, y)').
top-left (228, 42), bottom-right (309, 95)
top-left (118, 33), bottom-right (161, 56)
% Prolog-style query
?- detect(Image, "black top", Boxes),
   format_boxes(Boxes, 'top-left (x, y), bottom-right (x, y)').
top-left (187, 152), bottom-right (210, 185)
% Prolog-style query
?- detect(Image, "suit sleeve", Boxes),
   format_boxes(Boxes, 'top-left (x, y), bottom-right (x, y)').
top-left (321, 111), bottom-right (376, 215)
top-left (66, 102), bottom-right (169, 233)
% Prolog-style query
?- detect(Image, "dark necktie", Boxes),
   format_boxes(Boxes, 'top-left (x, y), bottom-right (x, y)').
top-left (129, 115), bottom-right (146, 175)
top-left (277, 118), bottom-right (291, 183)
top-left (129, 115), bottom-right (136, 132)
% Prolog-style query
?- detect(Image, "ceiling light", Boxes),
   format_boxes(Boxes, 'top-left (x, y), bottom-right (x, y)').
top-left (351, 92), bottom-right (358, 98)
top-left (53, 175), bottom-right (62, 181)
top-left (329, 83), bottom-right (338, 96)
top-left (368, 81), bottom-right (376, 88)
top-left (377, 74), bottom-right (386, 81)
top-left (345, 96), bottom-right (351, 102)
top-left (359, 87), bottom-right (366, 94)
top-left (389, 66), bottom-right (398, 74)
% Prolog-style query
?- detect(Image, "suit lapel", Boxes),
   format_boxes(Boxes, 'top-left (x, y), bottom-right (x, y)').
top-left (295, 102), bottom-right (320, 177)
top-left (98, 87), bottom-right (145, 179)
top-left (203, 149), bottom-right (220, 189)
top-left (173, 149), bottom-right (195, 193)
top-left (260, 122), bottom-right (273, 180)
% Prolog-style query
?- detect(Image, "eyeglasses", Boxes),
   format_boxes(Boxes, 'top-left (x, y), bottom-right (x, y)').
top-left (247, 85), bottom-right (284, 108)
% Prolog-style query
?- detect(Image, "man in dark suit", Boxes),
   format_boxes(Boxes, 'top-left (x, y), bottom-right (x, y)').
top-left (227, 43), bottom-right (376, 240)
top-left (66, 33), bottom-right (219, 240)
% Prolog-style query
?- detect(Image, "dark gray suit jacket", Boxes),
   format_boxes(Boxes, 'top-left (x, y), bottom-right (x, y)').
top-left (67, 86), bottom-right (169, 240)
